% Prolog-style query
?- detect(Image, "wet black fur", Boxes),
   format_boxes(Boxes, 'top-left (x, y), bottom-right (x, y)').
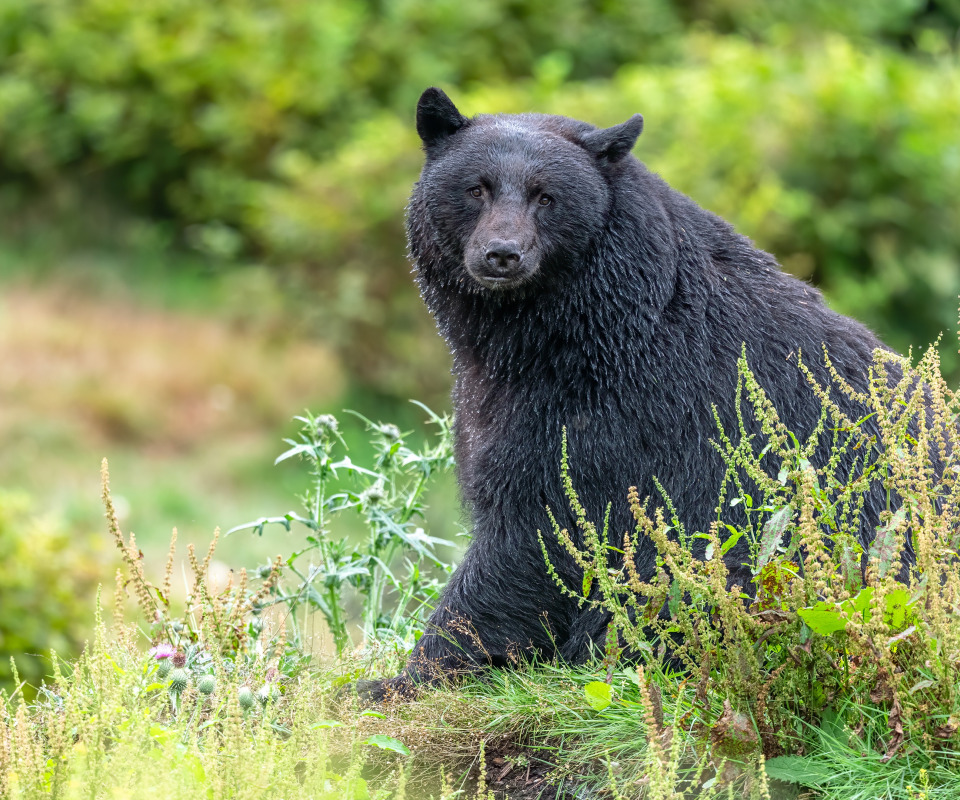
top-left (374, 88), bottom-right (902, 694)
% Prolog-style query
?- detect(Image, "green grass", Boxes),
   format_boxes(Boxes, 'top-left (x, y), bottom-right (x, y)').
top-left (1, 630), bottom-right (423, 800)
top-left (8, 622), bottom-right (958, 800)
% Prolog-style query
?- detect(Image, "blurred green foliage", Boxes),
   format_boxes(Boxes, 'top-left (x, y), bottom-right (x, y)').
top-left (0, 0), bottom-right (958, 396)
top-left (0, 491), bottom-right (108, 696)
top-left (0, 0), bottom-right (957, 699)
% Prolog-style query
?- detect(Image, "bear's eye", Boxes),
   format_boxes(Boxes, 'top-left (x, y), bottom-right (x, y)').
top-left (538, 194), bottom-right (553, 207)
top-left (469, 186), bottom-right (483, 198)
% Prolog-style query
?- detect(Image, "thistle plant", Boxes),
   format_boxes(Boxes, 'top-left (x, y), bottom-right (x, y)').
top-left (228, 403), bottom-right (456, 656)
top-left (104, 459), bottom-right (286, 690)
top-left (104, 402), bottom-right (455, 704)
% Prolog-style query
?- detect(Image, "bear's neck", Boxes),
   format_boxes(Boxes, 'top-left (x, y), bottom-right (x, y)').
top-left (421, 181), bottom-right (703, 391)
top-left (438, 275), bottom-right (646, 390)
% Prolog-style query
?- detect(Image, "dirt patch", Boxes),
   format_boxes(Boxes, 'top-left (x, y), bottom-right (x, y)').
top-left (482, 740), bottom-right (579, 800)
top-left (0, 284), bottom-right (342, 450)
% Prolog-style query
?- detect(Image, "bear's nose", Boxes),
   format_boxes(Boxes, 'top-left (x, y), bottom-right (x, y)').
top-left (484, 240), bottom-right (523, 271)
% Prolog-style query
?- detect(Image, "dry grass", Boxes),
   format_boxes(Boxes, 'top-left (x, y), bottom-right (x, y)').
top-left (0, 280), bottom-right (344, 570)
top-left (0, 284), bottom-right (342, 449)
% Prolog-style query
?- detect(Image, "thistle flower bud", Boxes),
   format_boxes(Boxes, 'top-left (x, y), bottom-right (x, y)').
top-left (379, 423), bottom-right (401, 441)
top-left (197, 675), bottom-right (216, 695)
top-left (169, 668), bottom-right (189, 693)
top-left (361, 480), bottom-right (387, 507)
top-left (172, 651), bottom-right (187, 668)
top-left (238, 686), bottom-right (255, 709)
top-left (157, 660), bottom-right (172, 679)
top-left (316, 415), bottom-right (338, 434)
top-left (257, 684), bottom-right (281, 706)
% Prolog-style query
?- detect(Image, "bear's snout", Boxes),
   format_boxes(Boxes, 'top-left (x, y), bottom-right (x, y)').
top-left (484, 239), bottom-right (523, 272)
top-left (466, 235), bottom-right (538, 290)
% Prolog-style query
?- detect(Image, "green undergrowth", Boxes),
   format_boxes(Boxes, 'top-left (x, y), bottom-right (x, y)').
top-left (4, 332), bottom-right (960, 798)
top-left (0, 611), bottom-right (786, 800)
top-left (8, 632), bottom-right (959, 800)
top-left (535, 335), bottom-right (960, 796)
top-left (366, 662), bottom-right (960, 800)
top-left (0, 619), bottom-right (424, 800)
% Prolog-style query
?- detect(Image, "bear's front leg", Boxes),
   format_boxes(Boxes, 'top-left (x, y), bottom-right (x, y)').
top-left (359, 530), bottom-right (577, 700)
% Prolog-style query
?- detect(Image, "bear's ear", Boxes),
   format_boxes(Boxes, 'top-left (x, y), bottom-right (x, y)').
top-left (417, 87), bottom-right (467, 148)
top-left (580, 114), bottom-right (644, 163)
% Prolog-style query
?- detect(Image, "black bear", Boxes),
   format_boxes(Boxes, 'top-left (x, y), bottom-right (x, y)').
top-left (370, 87), bottom-right (902, 697)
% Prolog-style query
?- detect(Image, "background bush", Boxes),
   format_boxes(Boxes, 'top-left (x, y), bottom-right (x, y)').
top-left (0, 0), bottom-right (958, 400)
top-left (0, 491), bottom-right (109, 695)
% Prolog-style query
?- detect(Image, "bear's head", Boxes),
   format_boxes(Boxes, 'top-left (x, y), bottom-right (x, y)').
top-left (413, 87), bottom-right (643, 294)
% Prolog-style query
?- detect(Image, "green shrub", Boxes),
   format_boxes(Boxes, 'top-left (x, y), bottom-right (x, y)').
top-left (1, 3), bottom-right (958, 398)
top-left (542, 337), bottom-right (960, 784)
top-left (268, 35), bottom-right (960, 393)
top-left (0, 491), bottom-right (107, 697)
top-left (0, 0), bottom-right (687, 207)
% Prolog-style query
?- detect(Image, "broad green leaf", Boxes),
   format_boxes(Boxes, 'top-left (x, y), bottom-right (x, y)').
top-left (584, 681), bottom-right (612, 711)
top-left (667, 579), bottom-right (682, 619)
top-left (868, 506), bottom-right (907, 578)
top-left (797, 601), bottom-right (847, 636)
top-left (764, 755), bottom-right (831, 784)
top-left (757, 505), bottom-right (793, 571)
top-left (148, 724), bottom-right (176, 746)
top-left (843, 587), bottom-right (874, 624)
top-left (340, 776), bottom-right (371, 800)
top-left (883, 588), bottom-right (911, 629)
top-left (311, 720), bottom-right (344, 729)
top-left (837, 536), bottom-right (863, 593)
top-left (582, 569), bottom-right (594, 597)
top-left (364, 735), bottom-right (410, 755)
top-left (719, 526), bottom-right (744, 557)
top-left (182, 753), bottom-right (205, 783)
top-left (818, 708), bottom-right (849, 747)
